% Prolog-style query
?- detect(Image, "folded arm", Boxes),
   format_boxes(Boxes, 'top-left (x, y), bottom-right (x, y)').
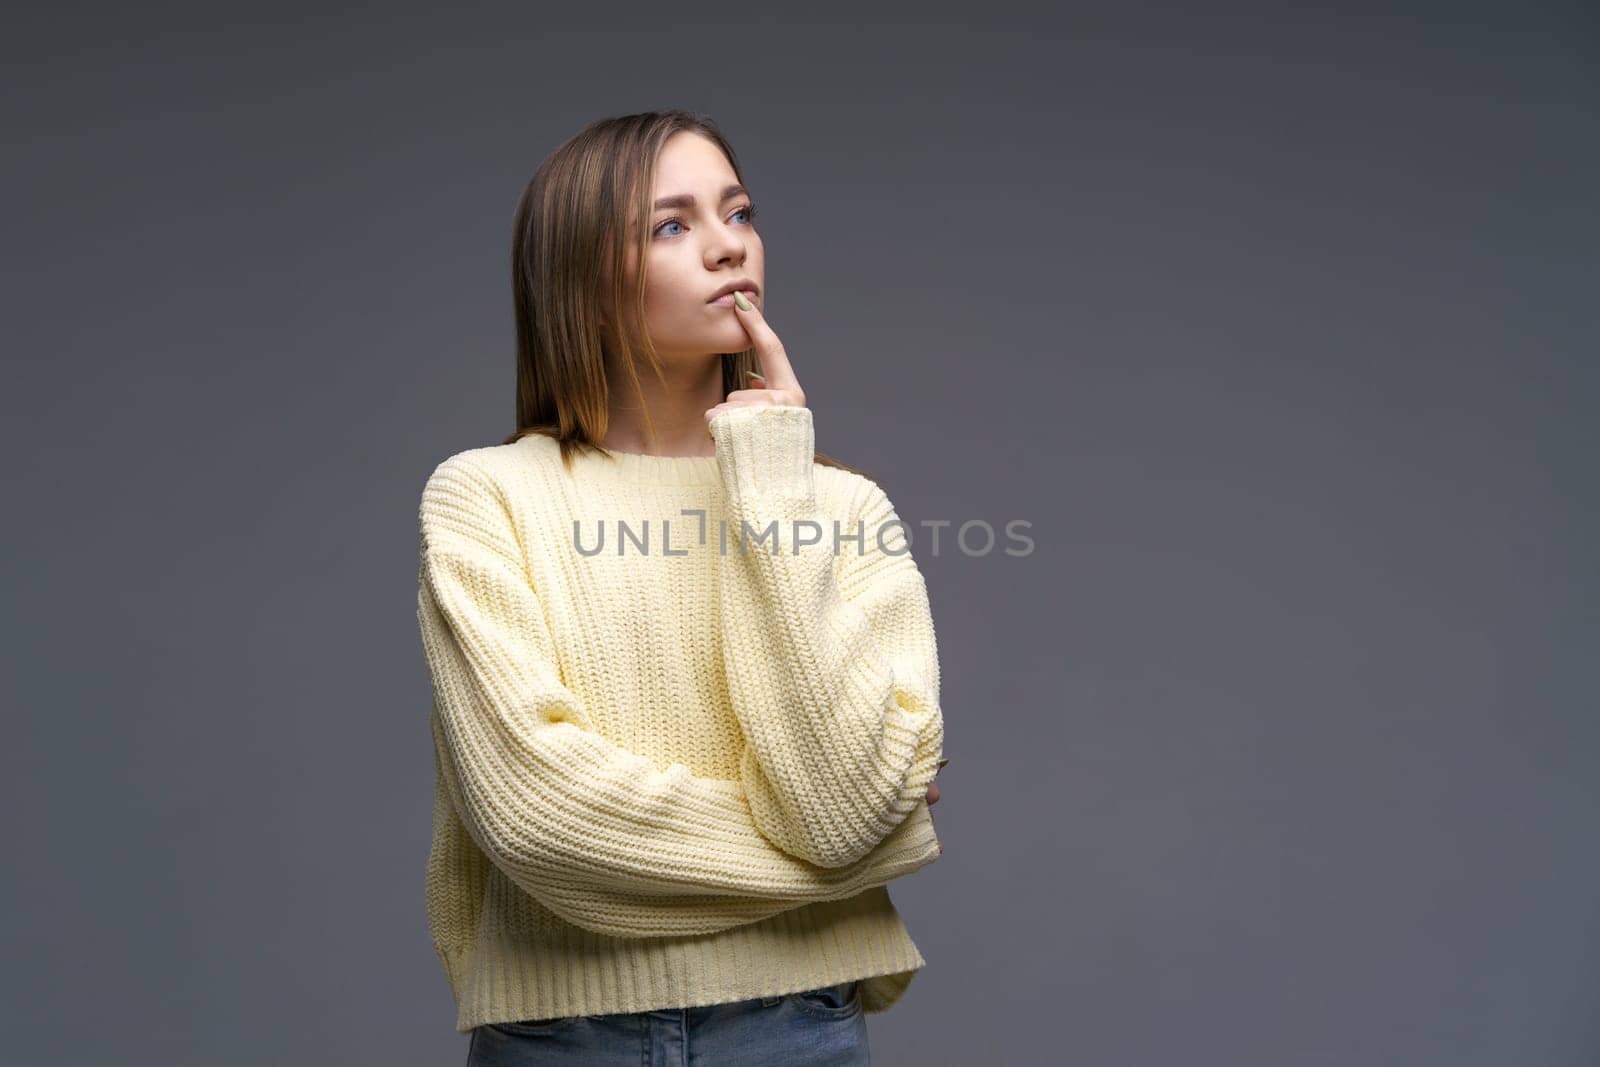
top-left (709, 404), bottom-right (945, 869)
top-left (416, 453), bottom-right (941, 939)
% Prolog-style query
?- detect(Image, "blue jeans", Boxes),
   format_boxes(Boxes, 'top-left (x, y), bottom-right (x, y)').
top-left (466, 980), bottom-right (870, 1066)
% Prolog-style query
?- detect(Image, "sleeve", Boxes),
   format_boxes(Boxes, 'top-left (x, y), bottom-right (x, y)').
top-left (708, 404), bottom-right (945, 870)
top-left (415, 453), bottom-right (942, 940)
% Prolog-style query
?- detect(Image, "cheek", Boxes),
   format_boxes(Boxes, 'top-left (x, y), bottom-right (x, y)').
top-left (641, 259), bottom-right (700, 312)
top-left (638, 282), bottom-right (690, 331)
top-left (639, 276), bottom-right (675, 314)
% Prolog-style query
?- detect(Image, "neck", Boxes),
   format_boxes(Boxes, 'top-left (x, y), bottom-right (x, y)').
top-left (601, 352), bottom-right (725, 458)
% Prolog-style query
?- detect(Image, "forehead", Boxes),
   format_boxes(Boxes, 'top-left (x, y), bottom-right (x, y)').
top-left (651, 131), bottom-right (736, 195)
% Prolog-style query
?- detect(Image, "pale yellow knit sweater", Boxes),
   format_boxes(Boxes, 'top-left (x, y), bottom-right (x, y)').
top-left (416, 403), bottom-right (945, 1033)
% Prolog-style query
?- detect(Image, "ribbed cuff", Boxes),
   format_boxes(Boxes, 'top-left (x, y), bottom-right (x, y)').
top-left (710, 404), bottom-right (816, 501)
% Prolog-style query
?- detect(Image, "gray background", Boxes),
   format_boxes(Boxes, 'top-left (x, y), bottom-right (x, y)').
top-left (4, 3), bottom-right (1596, 1064)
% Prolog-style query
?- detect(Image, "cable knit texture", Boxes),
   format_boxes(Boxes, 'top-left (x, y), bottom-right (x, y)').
top-left (416, 403), bottom-right (945, 1033)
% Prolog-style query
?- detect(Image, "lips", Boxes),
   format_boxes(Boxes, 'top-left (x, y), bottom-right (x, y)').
top-left (707, 281), bottom-right (758, 303)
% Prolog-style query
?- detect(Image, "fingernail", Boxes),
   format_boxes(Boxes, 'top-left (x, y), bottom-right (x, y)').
top-left (733, 291), bottom-right (753, 311)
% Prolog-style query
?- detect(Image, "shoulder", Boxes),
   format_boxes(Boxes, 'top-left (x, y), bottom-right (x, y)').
top-left (815, 464), bottom-right (900, 524)
top-left (422, 445), bottom-right (501, 501)
top-left (813, 465), bottom-right (917, 564)
top-left (418, 441), bottom-right (550, 534)
top-left (421, 437), bottom-right (558, 498)
top-left (419, 436), bottom-right (584, 558)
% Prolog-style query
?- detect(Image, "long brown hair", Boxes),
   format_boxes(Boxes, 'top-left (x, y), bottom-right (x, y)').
top-left (500, 109), bottom-right (868, 479)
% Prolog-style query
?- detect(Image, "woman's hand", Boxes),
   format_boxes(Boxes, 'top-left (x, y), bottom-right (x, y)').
top-left (705, 289), bottom-right (806, 424)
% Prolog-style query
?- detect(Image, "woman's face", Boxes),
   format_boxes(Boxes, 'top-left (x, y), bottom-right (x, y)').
top-left (623, 131), bottom-right (764, 361)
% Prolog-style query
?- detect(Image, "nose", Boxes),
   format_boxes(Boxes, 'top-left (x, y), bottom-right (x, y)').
top-left (706, 228), bottom-right (747, 269)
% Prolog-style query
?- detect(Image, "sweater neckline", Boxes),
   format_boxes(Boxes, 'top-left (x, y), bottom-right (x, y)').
top-left (595, 448), bottom-right (721, 486)
top-left (533, 436), bottom-right (722, 486)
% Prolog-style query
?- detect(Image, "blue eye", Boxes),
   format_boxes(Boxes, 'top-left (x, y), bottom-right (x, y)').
top-left (652, 202), bottom-right (760, 239)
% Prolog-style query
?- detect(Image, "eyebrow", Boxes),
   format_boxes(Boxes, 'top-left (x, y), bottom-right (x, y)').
top-left (652, 184), bottom-right (748, 211)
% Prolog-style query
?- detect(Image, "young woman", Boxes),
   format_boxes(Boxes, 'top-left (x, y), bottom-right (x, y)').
top-left (416, 109), bottom-right (948, 1066)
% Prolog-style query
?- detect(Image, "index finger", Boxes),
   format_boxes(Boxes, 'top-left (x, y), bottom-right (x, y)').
top-left (733, 291), bottom-right (799, 393)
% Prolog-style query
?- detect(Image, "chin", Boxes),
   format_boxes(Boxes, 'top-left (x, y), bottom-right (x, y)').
top-left (655, 337), bottom-right (742, 361)
top-left (702, 324), bottom-right (752, 345)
